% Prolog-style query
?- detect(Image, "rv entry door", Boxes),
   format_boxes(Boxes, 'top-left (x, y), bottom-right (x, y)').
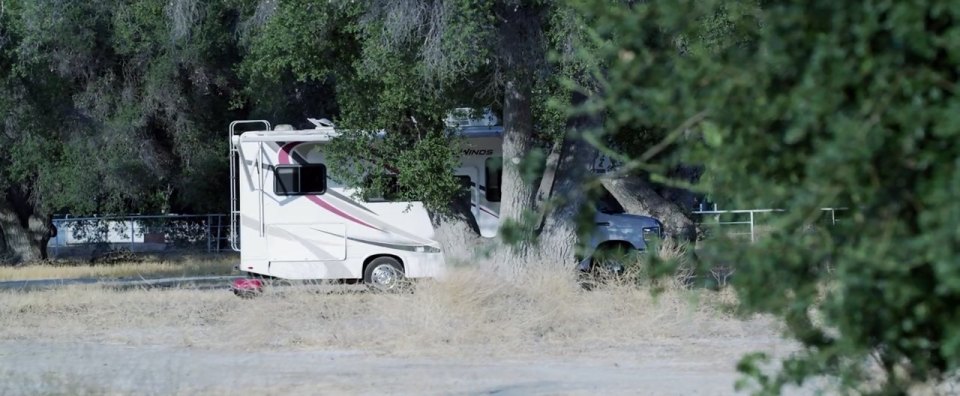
top-left (454, 168), bottom-right (480, 221)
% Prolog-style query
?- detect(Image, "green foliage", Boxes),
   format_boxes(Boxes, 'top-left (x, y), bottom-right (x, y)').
top-left (241, 0), bottom-right (361, 83)
top-left (586, 0), bottom-right (960, 392)
top-left (242, 0), bottom-right (576, 211)
top-left (240, 1), bottom-right (602, 212)
top-left (0, 0), bottom-right (261, 216)
top-left (395, 133), bottom-right (465, 206)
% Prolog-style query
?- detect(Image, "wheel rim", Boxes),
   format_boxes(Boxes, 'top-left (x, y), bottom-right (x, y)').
top-left (371, 264), bottom-right (402, 289)
top-left (595, 254), bottom-right (625, 271)
top-left (596, 259), bottom-right (622, 272)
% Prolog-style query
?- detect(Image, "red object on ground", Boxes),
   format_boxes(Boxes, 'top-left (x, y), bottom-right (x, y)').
top-left (232, 278), bottom-right (263, 292)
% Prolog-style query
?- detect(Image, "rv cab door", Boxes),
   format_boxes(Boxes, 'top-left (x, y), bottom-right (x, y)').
top-left (264, 162), bottom-right (348, 275)
top-left (266, 223), bottom-right (347, 262)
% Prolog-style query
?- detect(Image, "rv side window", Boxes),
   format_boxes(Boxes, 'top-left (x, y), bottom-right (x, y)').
top-left (274, 165), bottom-right (327, 196)
top-left (485, 157), bottom-right (502, 202)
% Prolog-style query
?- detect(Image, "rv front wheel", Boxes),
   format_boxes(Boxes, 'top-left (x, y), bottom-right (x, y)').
top-left (364, 257), bottom-right (405, 291)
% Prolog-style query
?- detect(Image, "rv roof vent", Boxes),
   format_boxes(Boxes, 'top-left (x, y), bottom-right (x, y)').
top-left (274, 124), bottom-right (295, 131)
top-left (307, 118), bottom-right (335, 128)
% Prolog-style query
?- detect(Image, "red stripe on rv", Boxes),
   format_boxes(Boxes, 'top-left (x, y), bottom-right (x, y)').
top-left (478, 205), bottom-right (499, 218)
top-left (278, 141), bottom-right (382, 231)
top-left (278, 141), bottom-right (299, 164)
top-left (305, 195), bottom-right (382, 230)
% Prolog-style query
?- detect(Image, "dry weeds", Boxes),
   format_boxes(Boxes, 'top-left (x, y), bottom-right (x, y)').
top-left (0, 256), bottom-right (236, 281)
top-left (0, 267), bottom-right (770, 355)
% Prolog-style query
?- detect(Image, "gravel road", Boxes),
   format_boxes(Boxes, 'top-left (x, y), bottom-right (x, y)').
top-left (0, 338), bottom-right (798, 395)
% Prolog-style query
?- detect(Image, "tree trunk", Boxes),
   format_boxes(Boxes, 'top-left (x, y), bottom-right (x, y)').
top-left (498, 78), bottom-right (538, 224)
top-left (600, 175), bottom-right (696, 240)
top-left (537, 88), bottom-right (602, 269)
top-left (496, 2), bottom-right (542, 227)
top-left (534, 140), bottom-right (562, 215)
top-left (0, 219), bottom-right (7, 261)
top-left (486, 77), bottom-right (541, 274)
top-left (0, 194), bottom-right (50, 265)
top-left (538, 136), bottom-right (598, 269)
top-left (430, 198), bottom-right (484, 265)
top-left (486, 3), bottom-right (547, 274)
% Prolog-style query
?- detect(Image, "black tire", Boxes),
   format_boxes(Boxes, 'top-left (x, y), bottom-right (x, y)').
top-left (363, 256), bottom-right (405, 291)
top-left (591, 245), bottom-right (635, 276)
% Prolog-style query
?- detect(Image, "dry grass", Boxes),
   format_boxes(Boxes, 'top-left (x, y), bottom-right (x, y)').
top-left (0, 266), bottom-right (785, 395)
top-left (0, 267), bottom-right (770, 355)
top-left (0, 256), bottom-right (236, 281)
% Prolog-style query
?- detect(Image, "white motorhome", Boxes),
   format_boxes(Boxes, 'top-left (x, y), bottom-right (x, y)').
top-left (452, 129), bottom-right (503, 238)
top-left (229, 120), bottom-right (444, 291)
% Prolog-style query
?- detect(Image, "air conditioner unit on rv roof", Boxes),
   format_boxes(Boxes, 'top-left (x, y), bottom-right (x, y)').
top-left (307, 118), bottom-right (335, 128)
top-left (444, 108), bottom-right (499, 128)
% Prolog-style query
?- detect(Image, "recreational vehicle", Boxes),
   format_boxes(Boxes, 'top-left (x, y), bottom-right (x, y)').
top-left (228, 119), bottom-right (448, 295)
top-left (452, 120), bottom-right (664, 273)
top-left (228, 117), bottom-right (662, 295)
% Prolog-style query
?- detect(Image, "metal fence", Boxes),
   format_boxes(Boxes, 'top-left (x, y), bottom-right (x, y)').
top-left (47, 206), bottom-right (844, 258)
top-left (50, 214), bottom-right (231, 258)
top-left (692, 205), bottom-right (846, 242)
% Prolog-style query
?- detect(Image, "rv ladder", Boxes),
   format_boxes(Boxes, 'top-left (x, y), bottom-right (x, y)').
top-left (228, 120), bottom-right (271, 252)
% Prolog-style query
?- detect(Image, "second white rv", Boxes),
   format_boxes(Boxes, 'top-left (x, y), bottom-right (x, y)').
top-left (453, 122), bottom-right (664, 273)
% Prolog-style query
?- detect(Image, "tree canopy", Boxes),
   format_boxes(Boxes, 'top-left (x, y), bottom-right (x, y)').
top-left (241, 1), bottom-right (587, 211)
top-left (586, 0), bottom-right (960, 392)
top-left (0, 0), bottom-right (331, 261)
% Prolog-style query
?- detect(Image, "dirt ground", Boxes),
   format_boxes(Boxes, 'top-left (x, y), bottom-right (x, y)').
top-left (0, 337), bottom-right (793, 395)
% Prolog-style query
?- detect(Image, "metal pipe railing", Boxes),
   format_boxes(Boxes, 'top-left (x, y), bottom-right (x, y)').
top-left (692, 207), bottom-right (848, 242)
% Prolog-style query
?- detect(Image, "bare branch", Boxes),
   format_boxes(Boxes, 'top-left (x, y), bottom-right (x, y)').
top-left (167, 0), bottom-right (200, 42)
top-left (238, 0), bottom-right (278, 40)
